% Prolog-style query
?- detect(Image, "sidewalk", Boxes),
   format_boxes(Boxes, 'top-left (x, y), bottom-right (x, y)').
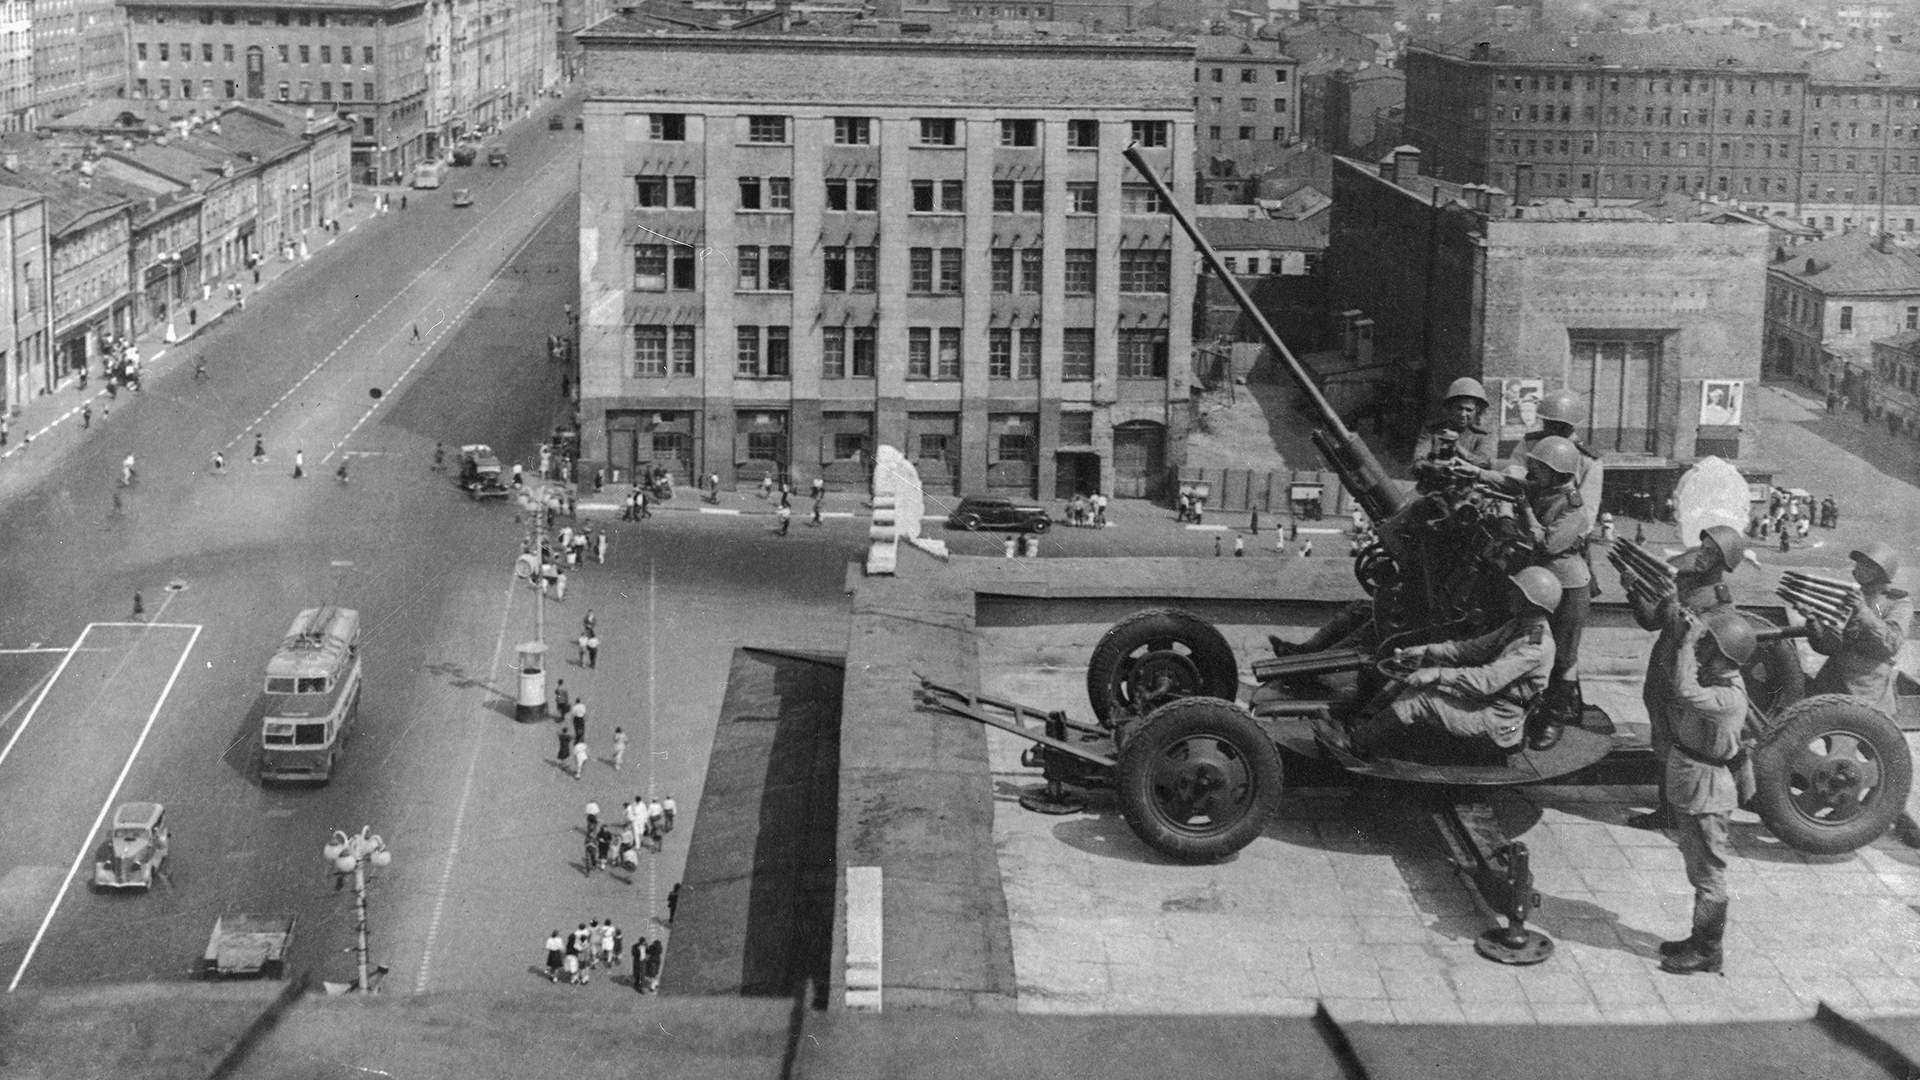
top-left (0, 188), bottom-right (406, 476)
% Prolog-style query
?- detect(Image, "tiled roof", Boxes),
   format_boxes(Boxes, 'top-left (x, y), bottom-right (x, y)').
top-left (1411, 30), bottom-right (1811, 72)
top-left (0, 167), bottom-right (130, 235)
top-left (1768, 230), bottom-right (1920, 294)
top-left (1195, 33), bottom-right (1289, 61)
top-left (1195, 213), bottom-right (1325, 249)
top-left (1808, 43), bottom-right (1920, 83)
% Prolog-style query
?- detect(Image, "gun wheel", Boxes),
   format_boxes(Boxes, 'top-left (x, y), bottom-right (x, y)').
top-left (1086, 608), bottom-right (1238, 725)
top-left (1117, 698), bottom-right (1282, 862)
top-left (1753, 694), bottom-right (1912, 855)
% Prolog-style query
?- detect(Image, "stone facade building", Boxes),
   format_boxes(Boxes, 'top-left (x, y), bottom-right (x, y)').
top-left (576, 24), bottom-right (1196, 500)
top-left (1763, 230), bottom-right (1920, 408)
top-left (1402, 32), bottom-right (1920, 234)
top-left (31, 0), bottom-right (124, 125)
top-left (1194, 35), bottom-right (1300, 184)
top-left (1328, 146), bottom-right (1771, 507)
top-left (0, 182), bottom-right (51, 410)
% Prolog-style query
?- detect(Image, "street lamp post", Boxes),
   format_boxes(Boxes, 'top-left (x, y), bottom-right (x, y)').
top-left (322, 826), bottom-right (392, 994)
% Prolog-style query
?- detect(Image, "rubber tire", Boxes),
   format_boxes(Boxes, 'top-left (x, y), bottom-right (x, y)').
top-left (1752, 693), bottom-right (1912, 856)
top-left (1085, 607), bottom-right (1238, 725)
top-left (960, 513), bottom-right (982, 531)
top-left (1738, 609), bottom-right (1805, 717)
top-left (1029, 517), bottom-right (1051, 535)
top-left (1116, 698), bottom-right (1283, 862)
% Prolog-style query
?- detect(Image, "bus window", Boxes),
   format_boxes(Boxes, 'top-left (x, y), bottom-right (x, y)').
top-left (267, 677), bottom-right (298, 694)
top-left (263, 723), bottom-right (295, 745)
top-left (294, 723), bottom-right (328, 746)
top-left (297, 676), bottom-right (329, 693)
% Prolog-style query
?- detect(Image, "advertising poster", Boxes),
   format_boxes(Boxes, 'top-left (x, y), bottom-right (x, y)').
top-left (1699, 380), bottom-right (1743, 427)
top-left (1498, 378), bottom-right (1543, 440)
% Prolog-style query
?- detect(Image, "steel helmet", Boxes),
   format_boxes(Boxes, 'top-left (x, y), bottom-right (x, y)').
top-left (1850, 541), bottom-right (1902, 583)
top-left (1536, 387), bottom-right (1585, 426)
top-left (1509, 566), bottom-right (1563, 613)
top-left (1698, 525), bottom-right (1746, 575)
top-left (1699, 609), bottom-right (1758, 665)
top-left (1443, 377), bottom-right (1490, 408)
top-left (1525, 435), bottom-right (1581, 478)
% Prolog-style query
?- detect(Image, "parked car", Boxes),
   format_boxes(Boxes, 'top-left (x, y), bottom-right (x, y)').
top-left (93, 802), bottom-right (170, 890)
top-left (945, 495), bottom-right (1052, 534)
top-left (452, 189), bottom-right (474, 208)
top-left (459, 444), bottom-right (509, 500)
top-left (548, 115), bottom-right (565, 130)
top-left (487, 146), bottom-right (508, 167)
top-left (451, 144), bottom-right (477, 166)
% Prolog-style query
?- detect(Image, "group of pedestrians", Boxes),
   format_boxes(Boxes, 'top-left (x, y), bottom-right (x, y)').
top-left (544, 919), bottom-right (629, 986)
top-left (1062, 492), bottom-right (1108, 528)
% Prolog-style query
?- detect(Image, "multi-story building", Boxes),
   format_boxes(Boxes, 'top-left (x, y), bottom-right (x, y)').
top-left (1320, 64), bottom-right (1401, 157)
top-left (32, 0), bottom-right (125, 124)
top-left (117, 0), bottom-right (495, 185)
top-left (1402, 33), bottom-right (1920, 233)
top-left (428, 0), bottom-right (552, 144)
top-left (1327, 146), bottom-right (1771, 504)
top-left (0, 181), bottom-right (51, 410)
top-left (0, 0), bottom-right (29, 129)
top-left (0, 153), bottom-right (135, 380)
top-left (1762, 230), bottom-right (1920, 405)
top-left (577, 22), bottom-right (1195, 500)
top-left (1870, 329), bottom-right (1920, 438)
top-left (1194, 34), bottom-right (1299, 182)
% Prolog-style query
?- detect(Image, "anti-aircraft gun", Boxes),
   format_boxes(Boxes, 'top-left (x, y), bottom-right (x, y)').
top-left (1087, 147), bottom-right (1536, 725)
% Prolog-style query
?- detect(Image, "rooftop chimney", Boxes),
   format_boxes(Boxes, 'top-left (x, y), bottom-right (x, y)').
top-left (1377, 152), bottom-right (1397, 184)
top-left (1391, 145), bottom-right (1422, 180)
top-left (1512, 162), bottom-right (1534, 206)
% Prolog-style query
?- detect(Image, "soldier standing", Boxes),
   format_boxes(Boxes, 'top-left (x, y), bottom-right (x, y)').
top-left (1515, 436), bottom-right (1593, 750)
top-left (1657, 610), bottom-right (1756, 976)
top-left (1625, 526), bottom-right (1746, 831)
top-left (1504, 387), bottom-right (1605, 532)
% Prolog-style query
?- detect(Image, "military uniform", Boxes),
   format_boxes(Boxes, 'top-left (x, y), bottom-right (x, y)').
top-left (1506, 431), bottom-right (1604, 525)
top-left (1524, 481), bottom-right (1593, 704)
top-left (1633, 575), bottom-right (1735, 763)
top-left (1663, 642), bottom-right (1750, 972)
top-left (1410, 420), bottom-right (1496, 488)
top-left (1389, 614), bottom-right (1555, 749)
top-left (1807, 585), bottom-right (1914, 717)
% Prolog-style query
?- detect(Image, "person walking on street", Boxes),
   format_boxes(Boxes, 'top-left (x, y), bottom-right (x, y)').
top-left (595, 826), bottom-right (613, 871)
top-left (585, 799), bottom-right (600, 838)
top-left (555, 569), bottom-right (568, 602)
top-left (81, 403), bottom-right (91, 429)
top-left (252, 433), bottom-right (267, 463)
top-left (586, 633), bottom-right (599, 669)
top-left (596, 530), bottom-right (608, 564)
top-left (648, 797), bottom-right (666, 844)
top-left (668, 882), bottom-right (681, 923)
top-left (583, 828), bottom-right (599, 874)
top-left (571, 699), bottom-right (587, 745)
top-left (544, 929), bottom-right (565, 982)
top-left (631, 938), bottom-right (648, 993)
top-left (576, 630), bottom-right (589, 667)
top-left (563, 932), bottom-right (583, 985)
top-left (598, 919), bottom-right (617, 968)
top-left (612, 726), bottom-right (628, 770)
top-left (776, 503), bottom-right (792, 536)
top-left (557, 724), bottom-right (572, 764)
top-left (211, 450), bottom-right (225, 475)
top-left (292, 449), bottom-right (305, 479)
top-left (553, 678), bottom-right (570, 719)
top-left (571, 738), bottom-right (589, 780)
top-left (810, 498), bottom-right (823, 527)
top-left (643, 939), bottom-right (664, 993)
top-left (662, 794), bottom-right (676, 833)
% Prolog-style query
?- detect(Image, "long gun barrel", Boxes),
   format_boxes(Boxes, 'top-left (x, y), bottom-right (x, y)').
top-left (1122, 144), bottom-right (1406, 525)
top-left (1609, 539), bottom-right (1676, 584)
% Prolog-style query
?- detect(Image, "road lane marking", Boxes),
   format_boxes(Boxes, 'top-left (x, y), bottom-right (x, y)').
top-left (412, 568), bottom-right (524, 993)
top-left (7, 623), bottom-right (202, 992)
top-left (646, 559), bottom-right (658, 920)
top-left (0, 632), bottom-right (88, 774)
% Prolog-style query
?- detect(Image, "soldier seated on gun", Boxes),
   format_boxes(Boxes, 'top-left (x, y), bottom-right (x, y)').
top-left (1319, 566), bottom-right (1561, 761)
top-left (1269, 379), bottom-right (1503, 660)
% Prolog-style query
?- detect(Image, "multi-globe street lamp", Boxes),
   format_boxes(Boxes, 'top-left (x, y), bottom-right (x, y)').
top-left (322, 826), bottom-right (392, 994)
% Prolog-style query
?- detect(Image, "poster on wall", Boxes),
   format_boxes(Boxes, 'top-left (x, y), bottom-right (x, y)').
top-left (1498, 378), bottom-right (1544, 441)
top-left (1699, 380), bottom-right (1744, 427)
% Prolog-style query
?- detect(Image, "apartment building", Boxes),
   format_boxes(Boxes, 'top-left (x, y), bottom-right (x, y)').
top-left (1401, 32), bottom-right (1920, 232)
top-left (576, 23), bottom-right (1195, 500)
top-left (1195, 34), bottom-right (1299, 180)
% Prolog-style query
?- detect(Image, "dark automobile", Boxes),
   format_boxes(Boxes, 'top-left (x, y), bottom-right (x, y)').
top-left (548, 115), bottom-right (564, 130)
top-left (451, 189), bottom-right (474, 208)
top-left (945, 495), bottom-right (1051, 534)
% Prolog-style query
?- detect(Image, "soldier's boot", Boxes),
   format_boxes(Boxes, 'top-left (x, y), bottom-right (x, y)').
top-left (1660, 899), bottom-right (1727, 976)
top-left (1271, 600), bottom-right (1371, 657)
top-left (1347, 708), bottom-right (1406, 760)
top-left (1527, 678), bottom-right (1573, 752)
top-left (1625, 804), bottom-right (1678, 832)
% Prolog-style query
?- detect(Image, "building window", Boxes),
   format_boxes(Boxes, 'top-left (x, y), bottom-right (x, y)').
top-left (1119, 329), bottom-right (1168, 379)
top-left (224, 43), bottom-right (233, 61)
top-left (739, 177), bottom-right (762, 209)
top-left (909, 328), bottom-right (931, 378)
top-left (635, 176), bottom-right (696, 209)
top-left (632, 325), bottom-right (696, 377)
top-left (1000, 118), bottom-right (1038, 146)
top-left (320, 45), bottom-right (331, 62)
top-left (824, 247), bottom-right (848, 292)
top-left (1569, 336), bottom-right (1661, 453)
top-left (823, 177), bottom-right (877, 212)
top-left (989, 329), bottom-right (1013, 378)
top-left (1060, 411), bottom-right (1094, 444)
top-left (1209, 125), bottom-right (1222, 140)
top-left (852, 247), bottom-right (876, 292)
top-left (1062, 329), bottom-right (1094, 381)
top-left (1064, 248), bottom-right (1095, 295)
top-left (912, 180), bottom-right (965, 212)
top-left (1130, 120), bottom-right (1170, 147)
top-left (1840, 305), bottom-right (1854, 331)
top-left (651, 113), bottom-right (686, 140)
top-left (1119, 250), bottom-right (1170, 293)
top-left (1020, 248), bottom-right (1042, 294)
top-left (1067, 119), bottom-right (1099, 148)
top-left (738, 246), bottom-right (761, 291)
top-left (1017, 328), bottom-right (1040, 379)
top-left (991, 249), bottom-right (1013, 293)
top-left (1068, 182), bottom-right (1097, 214)
top-left (911, 248), bottom-right (934, 293)
top-left (299, 44), bottom-right (309, 62)
top-left (918, 118), bottom-right (958, 145)
top-left (851, 326), bottom-right (875, 377)
top-left (633, 244), bottom-right (696, 291)
top-left (768, 177), bottom-right (791, 210)
top-left (765, 327), bottom-right (790, 377)
top-left (1240, 127), bottom-right (1255, 140)
top-left (823, 327), bottom-right (847, 378)
top-left (1121, 183), bottom-right (1168, 214)
top-left (737, 327), bottom-right (761, 376)
top-left (747, 115), bottom-right (788, 143)
top-left (363, 46), bottom-right (373, 64)
top-left (833, 116), bottom-right (871, 144)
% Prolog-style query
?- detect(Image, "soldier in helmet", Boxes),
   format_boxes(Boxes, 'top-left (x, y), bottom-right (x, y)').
top-left (1804, 542), bottom-right (1918, 847)
top-left (1505, 386), bottom-right (1605, 523)
top-left (1806, 542), bottom-right (1912, 715)
top-left (1625, 525), bottom-right (1747, 831)
top-left (1409, 377), bottom-right (1503, 489)
top-left (1511, 435), bottom-right (1593, 750)
top-left (1327, 566), bottom-right (1561, 759)
top-left (1656, 609), bottom-right (1756, 976)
